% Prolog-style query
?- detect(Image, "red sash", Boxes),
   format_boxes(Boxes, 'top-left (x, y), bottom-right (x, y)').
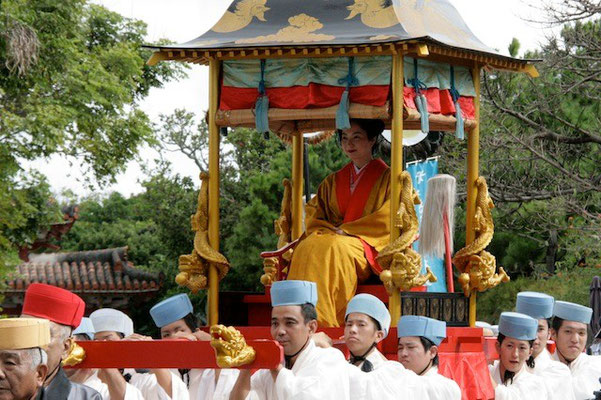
top-left (335, 159), bottom-right (388, 274)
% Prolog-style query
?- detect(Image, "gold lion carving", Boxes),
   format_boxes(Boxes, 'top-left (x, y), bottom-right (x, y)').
top-left (452, 177), bottom-right (510, 296)
top-left (177, 173), bottom-right (230, 294)
top-left (377, 171), bottom-right (436, 294)
top-left (210, 325), bottom-right (256, 368)
top-left (62, 341), bottom-right (86, 367)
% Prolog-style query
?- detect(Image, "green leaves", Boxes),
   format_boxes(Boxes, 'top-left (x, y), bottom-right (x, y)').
top-left (0, 0), bottom-right (185, 268)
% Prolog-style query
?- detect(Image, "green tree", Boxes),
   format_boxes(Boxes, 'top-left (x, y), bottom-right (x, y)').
top-left (441, 17), bottom-right (601, 277)
top-left (0, 0), bottom-right (185, 267)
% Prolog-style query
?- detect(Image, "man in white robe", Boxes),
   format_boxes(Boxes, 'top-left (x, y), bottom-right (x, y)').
top-left (150, 293), bottom-right (239, 400)
top-left (515, 291), bottom-right (575, 400)
top-left (67, 317), bottom-right (144, 400)
top-left (228, 280), bottom-right (350, 400)
top-left (341, 294), bottom-right (428, 400)
top-left (489, 312), bottom-right (548, 400)
top-left (550, 301), bottom-right (601, 400)
top-left (90, 308), bottom-right (189, 400)
top-left (397, 315), bottom-right (461, 400)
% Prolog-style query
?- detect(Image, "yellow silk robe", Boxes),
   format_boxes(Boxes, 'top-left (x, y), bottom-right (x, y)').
top-left (287, 160), bottom-right (391, 327)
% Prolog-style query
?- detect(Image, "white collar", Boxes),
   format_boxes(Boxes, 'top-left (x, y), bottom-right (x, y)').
top-left (290, 339), bottom-right (315, 372)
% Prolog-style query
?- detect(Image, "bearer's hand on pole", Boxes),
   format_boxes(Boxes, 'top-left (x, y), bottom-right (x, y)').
top-left (123, 333), bottom-right (153, 341)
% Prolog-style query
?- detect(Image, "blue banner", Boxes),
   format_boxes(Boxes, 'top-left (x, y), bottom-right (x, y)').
top-left (406, 159), bottom-right (446, 292)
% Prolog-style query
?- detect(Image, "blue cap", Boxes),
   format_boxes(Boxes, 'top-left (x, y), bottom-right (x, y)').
top-left (516, 292), bottom-right (554, 320)
top-left (271, 280), bottom-right (318, 307)
top-left (73, 317), bottom-right (95, 339)
top-left (89, 309), bottom-right (134, 337)
top-left (553, 301), bottom-right (592, 325)
top-left (150, 294), bottom-right (193, 328)
top-left (345, 294), bottom-right (391, 338)
top-left (397, 316), bottom-right (446, 345)
top-left (498, 312), bottom-right (537, 340)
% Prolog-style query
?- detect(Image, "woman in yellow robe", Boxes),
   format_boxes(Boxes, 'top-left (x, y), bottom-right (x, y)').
top-left (286, 119), bottom-right (390, 327)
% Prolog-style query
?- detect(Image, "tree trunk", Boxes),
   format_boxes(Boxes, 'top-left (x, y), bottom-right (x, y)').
top-left (546, 229), bottom-right (558, 274)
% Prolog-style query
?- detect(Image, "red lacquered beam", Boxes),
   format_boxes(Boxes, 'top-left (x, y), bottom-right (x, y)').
top-left (71, 340), bottom-right (283, 369)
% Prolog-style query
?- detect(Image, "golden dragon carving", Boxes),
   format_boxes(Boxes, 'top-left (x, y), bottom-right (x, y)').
top-left (261, 179), bottom-right (292, 286)
top-left (210, 325), bottom-right (256, 368)
top-left (177, 172), bottom-right (230, 294)
top-left (62, 341), bottom-right (86, 367)
top-left (377, 171), bottom-right (437, 294)
top-left (452, 177), bottom-right (509, 296)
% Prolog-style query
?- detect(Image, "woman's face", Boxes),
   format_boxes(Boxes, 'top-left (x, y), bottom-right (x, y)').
top-left (496, 337), bottom-right (533, 373)
top-left (340, 123), bottom-right (375, 167)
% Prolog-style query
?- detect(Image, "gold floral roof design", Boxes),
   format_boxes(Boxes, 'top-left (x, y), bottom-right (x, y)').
top-left (150, 0), bottom-right (497, 54)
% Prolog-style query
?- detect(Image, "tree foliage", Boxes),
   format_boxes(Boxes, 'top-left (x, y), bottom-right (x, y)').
top-left (441, 9), bottom-right (601, 277)
top-left (0, 0), bottom-right (185, 268)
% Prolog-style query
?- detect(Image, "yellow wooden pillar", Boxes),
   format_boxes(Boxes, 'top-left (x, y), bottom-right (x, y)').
top-left (389, 49), bottom-right (404, 326)
top-left (466, 65), bottom-right (481, 327)
top-left (207, 59), bottom-right (222, 326)
top-left (291, 132), bottom-right (304, 240)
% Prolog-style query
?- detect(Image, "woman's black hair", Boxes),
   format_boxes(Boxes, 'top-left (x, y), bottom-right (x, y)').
top-left (336, 119), bottom-right (386, 156)
top-left (497, 333), bottom-right (535, 384)
top-left (419, 337), bottom-right (439, 367)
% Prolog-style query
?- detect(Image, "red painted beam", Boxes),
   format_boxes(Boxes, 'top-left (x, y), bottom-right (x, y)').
top-left (71, 339), bottom-right (283, 369)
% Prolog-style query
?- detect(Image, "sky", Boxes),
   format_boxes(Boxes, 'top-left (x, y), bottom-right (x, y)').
top-left (31, 0), bottom-right (558, 198)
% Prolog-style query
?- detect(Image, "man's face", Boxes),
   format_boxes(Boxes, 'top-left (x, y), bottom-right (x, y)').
top-left (0, 349), bottom-right (47, 400)
top-left (270, 306), bottom-right (316, 356)
top-left (496, 337), bottom-right (533, 373)
top-left (344, 313), bottom-right (383, 355)
top-left (94, 331), bottom-right (123, 341)
top-left (20, 316), bottom-right (70, 377)
top-left (397, 337), bottom-right (436, 375)
top-left (532, 319), bottom-right (550, 358)
top-left (160, 320), bottom-right (194, 339)
top-left (552, 320), bottom-right (587, 362)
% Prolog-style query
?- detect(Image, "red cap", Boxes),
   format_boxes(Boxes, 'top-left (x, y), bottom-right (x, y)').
top-left (22, 283), bottom-right (85, 328)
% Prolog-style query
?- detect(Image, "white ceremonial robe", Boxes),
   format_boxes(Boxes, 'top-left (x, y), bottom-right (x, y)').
top-left (82, 371), bottom-right (144, 400)
top-left (346, 350), bottom-right (429, 400)
top-left (527, 349), bottom-right (575, 400)
top-left (422, 366), bottom-right (462, 400)
top-left (125, 369), bottom-right (190, 400)
top-left (246, 339), bottom-right (350, 400)
top-left (175, 368), bottom-right (239, 400)
top-left (490, 361), bottom-right (548, 400)
top-left (552, 351), bottom-right (601, 400)
top-left (351, 348), bottom-right (388, 371)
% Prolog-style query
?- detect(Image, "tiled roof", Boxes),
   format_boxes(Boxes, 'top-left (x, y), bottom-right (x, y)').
top-left (6, 247), bottom-right (163, 293)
